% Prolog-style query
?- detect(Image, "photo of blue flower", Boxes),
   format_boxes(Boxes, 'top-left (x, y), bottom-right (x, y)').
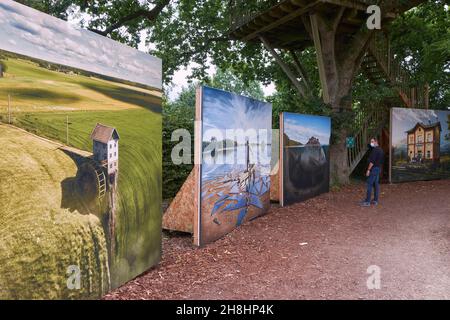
top-left (198, 86), bottom-right (272, 245)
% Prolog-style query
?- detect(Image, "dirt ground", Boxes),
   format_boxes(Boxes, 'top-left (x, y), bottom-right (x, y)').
top-left (104, 180), bottom-right (450, 300)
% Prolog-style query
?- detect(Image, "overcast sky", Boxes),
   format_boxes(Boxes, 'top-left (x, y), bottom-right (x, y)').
top-left (1, 0), bottom-right (274, 99)
top-left (202, 86), bottom-right (272, 135)
top-left (67, 5), bottom-right (275, 101)
top-left (392, 108), bottom-right (449, 146)
top-left (0, 0), bottom-right (162, 89)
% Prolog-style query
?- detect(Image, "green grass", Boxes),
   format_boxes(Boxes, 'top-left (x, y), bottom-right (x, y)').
top-left (0, 57), bottom-right (161, 112)
top-left (0, 125), bottom-right (110, 299)
top-left (0, 56), bottom-right (162, 292)
top-left (13, 110), bottom-right (162, 288)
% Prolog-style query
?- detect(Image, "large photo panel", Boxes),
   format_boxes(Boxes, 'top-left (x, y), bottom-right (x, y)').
top-left (390, 107), bottom-right (450, 183)
top-left (280, 112), bottom-right (331, 206)
top-left (0, 0), bottom-right (162, 299)
top-left (195, 86), bottom-right (272, 246)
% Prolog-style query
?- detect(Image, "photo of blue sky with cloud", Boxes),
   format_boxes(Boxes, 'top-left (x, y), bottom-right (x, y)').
top-left (202, 87), bottom-right (272, 137)
top-left (0, 0), bottom-right (161, 89)
top-left (201, 86), bottom-right (272, 173)
top-left (284, 113), bottom-right (331, 146)
top-left (392, 108), bottom-right (450, 147)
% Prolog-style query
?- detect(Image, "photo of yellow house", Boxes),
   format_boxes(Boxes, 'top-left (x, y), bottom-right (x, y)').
top-left (406, 122), bottom-right (441, 163)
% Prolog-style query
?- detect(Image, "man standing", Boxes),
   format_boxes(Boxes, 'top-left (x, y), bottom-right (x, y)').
top-left (361, 137), bottom-right (384, 207)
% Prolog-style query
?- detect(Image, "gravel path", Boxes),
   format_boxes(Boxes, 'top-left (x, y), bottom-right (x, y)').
top-left (105, 180), bottom-right (450, 300)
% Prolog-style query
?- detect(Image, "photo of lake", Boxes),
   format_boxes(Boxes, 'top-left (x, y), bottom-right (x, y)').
top-left (197, 86), bottom-right (272, 246)
top-left (281, 112), bottom-right (331, 206)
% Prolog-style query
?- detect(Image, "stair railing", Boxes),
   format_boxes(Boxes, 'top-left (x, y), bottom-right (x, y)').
top-left (367, 31), bottom-right (428, 109)
top-left (229, 0), bottom-right (280, 31)
top-left (347, 104), bottom-right (388, 173)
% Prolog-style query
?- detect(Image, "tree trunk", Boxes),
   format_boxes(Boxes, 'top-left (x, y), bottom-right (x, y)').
top-left (330, 125), bottom-right (349, 185)
top-left (329, 89), bottom-right (353, 185)
top-left (328, 67), bottom-right (356, 185)
top-left (310, 12), bottom-right (372, 185)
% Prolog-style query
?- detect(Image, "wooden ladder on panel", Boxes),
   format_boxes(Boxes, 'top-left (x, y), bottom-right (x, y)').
top-left (86, 158), bottom-right (107, 199)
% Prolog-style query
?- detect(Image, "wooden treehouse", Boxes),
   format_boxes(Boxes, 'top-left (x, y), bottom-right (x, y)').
top-left (229, 0), bottom-right (429, 175)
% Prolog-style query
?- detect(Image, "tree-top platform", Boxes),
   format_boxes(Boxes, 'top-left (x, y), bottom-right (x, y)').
top-left (229, 0), bottom-right (418, 51)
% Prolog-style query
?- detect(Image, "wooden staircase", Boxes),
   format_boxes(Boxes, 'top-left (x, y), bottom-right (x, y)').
top-left (347, 104), bottom-right (389, 173)
top-left (349, 32), bottom-right (429, 173)
top-left (363, 31), bottom-right (429, 109)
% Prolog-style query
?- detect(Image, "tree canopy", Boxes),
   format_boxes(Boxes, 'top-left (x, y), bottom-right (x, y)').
top-left (17, 0), bottom-right (448, 109)
top-left (390, 0), bottom-right (449, 109)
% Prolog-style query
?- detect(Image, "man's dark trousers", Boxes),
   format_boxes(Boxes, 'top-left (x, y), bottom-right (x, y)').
top-left (365, 167), bottom-right (380, 203)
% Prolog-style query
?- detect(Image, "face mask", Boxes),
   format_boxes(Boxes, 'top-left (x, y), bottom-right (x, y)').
top-left (370, 143), bottom-right (375, 148)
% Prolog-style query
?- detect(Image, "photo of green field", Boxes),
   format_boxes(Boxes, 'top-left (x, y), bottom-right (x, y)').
top-left (0, 53), bottom-right (162, 298)
top-left (0, 124), bottom-right (110, 299)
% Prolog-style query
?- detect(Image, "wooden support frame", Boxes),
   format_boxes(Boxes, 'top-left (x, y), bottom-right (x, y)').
top-left (321, 0), bottom-right (367, 11)
top-left (424, 83), bottom-right (430, 110)
top-left (162, 168), bottom-right (196, 233)
top-left (389, 107), bottom-right (393, 183)
top-left (279, 112), bottom-right (285, 207)
top-left (289, 49), bottom-right (312, 94)
top-left (163, 88), bottom-right (203, 238)
top-left (310, 14), bottom-right (330, 104)
top-left (193, 86), bottom-right (203, 246)
top-left (241, 1), bottom-right (320, 42)
top-left (260, 35), bottom-right (307, 99)
top-left (270, 128), bottom-right (280, 202)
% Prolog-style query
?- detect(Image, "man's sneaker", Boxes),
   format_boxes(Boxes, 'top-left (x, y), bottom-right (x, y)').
top-left (360, 202), bottom-right (371, 207)
top-left (372, 201), bottom-right (379, 206)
